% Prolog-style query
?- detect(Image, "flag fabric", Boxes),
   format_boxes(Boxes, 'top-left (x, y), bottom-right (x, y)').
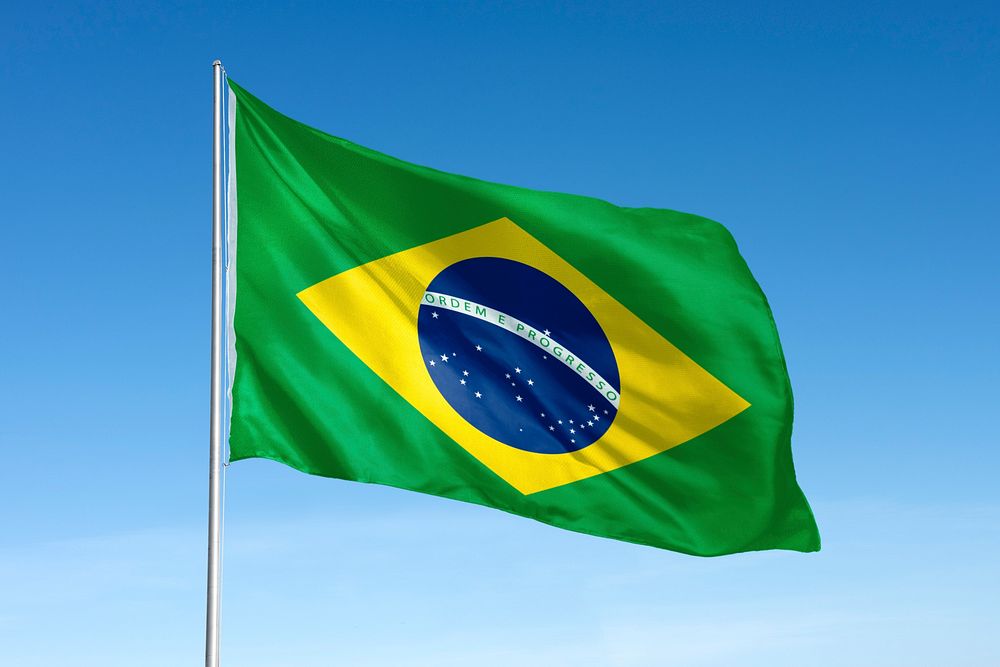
top-left (224, 79), bottom-right (819, 556)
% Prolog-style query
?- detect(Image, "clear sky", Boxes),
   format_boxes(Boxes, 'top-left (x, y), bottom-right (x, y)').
top-left (1, 1), bottom-right (998, 665)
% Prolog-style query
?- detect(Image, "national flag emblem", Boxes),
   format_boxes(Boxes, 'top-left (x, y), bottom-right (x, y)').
top-left (299, 218), bottom-right (749, 494)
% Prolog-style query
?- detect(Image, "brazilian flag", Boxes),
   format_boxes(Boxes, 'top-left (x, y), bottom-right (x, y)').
top-left (224, 79), bottom-right (819, 556)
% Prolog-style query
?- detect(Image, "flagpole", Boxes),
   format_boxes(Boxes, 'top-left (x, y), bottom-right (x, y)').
top-left (205, 58), bottom-right (225, 667)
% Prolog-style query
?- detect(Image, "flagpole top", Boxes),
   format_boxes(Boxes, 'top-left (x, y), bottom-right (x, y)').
top-left (212, 59), bottom-right (222, 67)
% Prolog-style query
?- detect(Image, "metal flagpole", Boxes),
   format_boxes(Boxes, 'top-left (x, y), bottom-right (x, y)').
top-left (205, 58), bottom-right (225, 667)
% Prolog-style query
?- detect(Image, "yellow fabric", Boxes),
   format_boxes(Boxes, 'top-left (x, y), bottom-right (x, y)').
top-left (299, 218), bottom-right (749, 494)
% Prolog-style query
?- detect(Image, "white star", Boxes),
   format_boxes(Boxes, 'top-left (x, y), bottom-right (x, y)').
top-left (604, 409), bottom-right (609, 415)
top-left (548, 426), bottom-right (555, 431)
top-left (462, 370), bottom-right (469, 376)
top-left (543, 355), bottom-right (547, 359)
top-left (587, 420), bottom-right (594, 427)
top-left (540, 413), bottom-right (546, 418)
top-left (453, 352), bottom-right (457, 356)
top-left (431, 311), bottom-right (439, 319)
top-left (505, 373), bottom-right (511, 379)
top-left (543, 329), bottom-right (551, 336)
top-left (570, 428), bottom-right (576, 434)
top-left (593, 415), bottom-right (600, 421)
top-left (527, 379), bottom-right (534, 386)
top-left (440, 354), bottom-right (449, 362)
top-left (557, 420), bottom-right (563, 425)
top-left (460, 379), bottom-right (466, 385)
top-left (571, 439), bottom-right (576, 444)
top-left (569, 419), bottom-right (574, 424)
top-left (519, 428), bottom-right (523, 432)
top-left (514, 367), bottom-right (522, 374)
top-left (429, 360), bottom-right (436, 366)
top-left (515, 395), bottom-right (523, 402)
top-left (475, 391), bottom-right (482, 398)
top-left (588, 404), bottom-right (595, 412)
top-left (475, 345), bottom-right (482, 351)
top-left (510, 382), bottom-right (515, 387)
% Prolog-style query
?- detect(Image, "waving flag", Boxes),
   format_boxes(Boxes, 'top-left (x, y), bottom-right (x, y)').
top-left (225, 79), bottom-right (819, 555)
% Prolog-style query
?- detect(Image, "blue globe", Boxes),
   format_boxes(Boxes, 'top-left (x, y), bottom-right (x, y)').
top-left (417, 257), bottom-right (619, 454)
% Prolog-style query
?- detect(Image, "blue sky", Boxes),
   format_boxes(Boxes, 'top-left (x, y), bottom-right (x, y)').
top-left (1, 1), bottom-right (998, 665)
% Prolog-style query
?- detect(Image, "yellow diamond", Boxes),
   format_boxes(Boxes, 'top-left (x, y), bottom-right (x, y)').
top-left (298, 218), bottom-right (749, 494)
